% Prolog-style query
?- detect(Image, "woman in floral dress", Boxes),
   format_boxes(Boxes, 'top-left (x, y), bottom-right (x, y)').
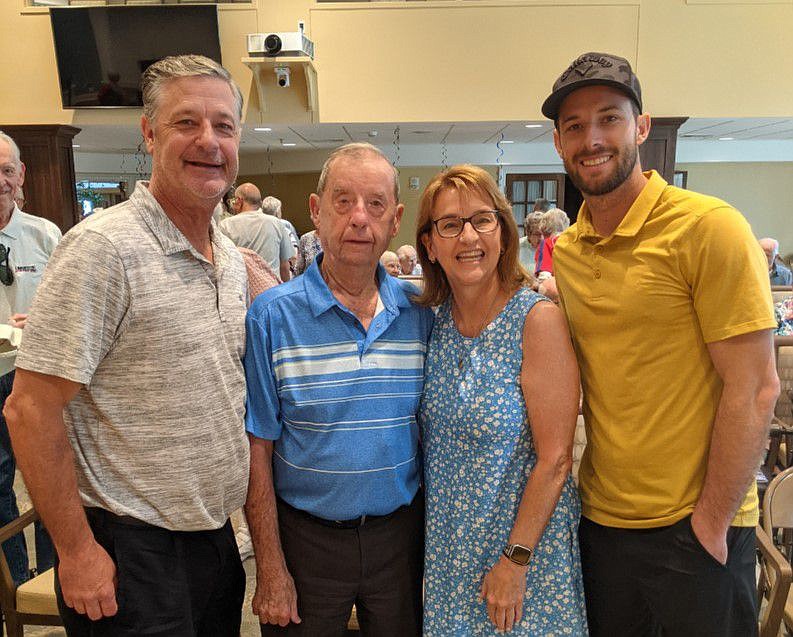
top-left (415, 165), bottom-right (587, 635)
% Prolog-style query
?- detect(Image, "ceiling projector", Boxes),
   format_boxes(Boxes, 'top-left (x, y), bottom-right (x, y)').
top-left (247, 26), bottom-right (314, 59)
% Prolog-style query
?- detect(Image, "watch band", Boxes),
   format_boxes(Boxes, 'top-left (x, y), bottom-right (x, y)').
top-left (502, 543), bottom-right (532, 566)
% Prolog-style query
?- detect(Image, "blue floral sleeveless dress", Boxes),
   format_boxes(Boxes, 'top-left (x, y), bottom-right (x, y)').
top-left (420, 287), bottom-right (587, 636)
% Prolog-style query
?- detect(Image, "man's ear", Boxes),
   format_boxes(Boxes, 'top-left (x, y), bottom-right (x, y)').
top-left (18, 162), bottom-right (25, 188)
top-left (635, 113), bottom-right (651, 146)
top-left (141, 115), bottom-right (155, 154)
top-left (309, 193), bottom-right (321, 230)
top-left (391, 203), bottom-right (404, 238)
top-left (552, 128), bottom-right (564, 160)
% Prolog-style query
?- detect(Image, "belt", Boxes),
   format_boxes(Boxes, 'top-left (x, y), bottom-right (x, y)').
top-left (277, 497), bottom-right (408, 530)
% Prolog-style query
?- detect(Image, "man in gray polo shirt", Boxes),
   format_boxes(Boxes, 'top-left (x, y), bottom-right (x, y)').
top-left (220, 182), bottom-right (294, 282)
top-left (4, 55), bottom-right (249, 636)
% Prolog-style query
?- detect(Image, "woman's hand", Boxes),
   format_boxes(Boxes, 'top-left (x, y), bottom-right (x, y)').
top-left (480, 555), bottom-right (528, 632)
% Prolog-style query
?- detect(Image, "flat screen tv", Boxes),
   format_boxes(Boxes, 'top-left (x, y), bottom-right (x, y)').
top-left (50, 5), bottom-right (222, 109)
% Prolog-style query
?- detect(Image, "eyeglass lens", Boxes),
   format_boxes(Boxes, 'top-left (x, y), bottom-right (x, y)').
top-left (0, 244), bottom-right (13, 287)
top-left (435, 212), bottom-right (499, 238)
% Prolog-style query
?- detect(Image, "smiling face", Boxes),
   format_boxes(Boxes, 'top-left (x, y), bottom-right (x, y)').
top-left (309, 152), bottom-right (403, 272)
top-left (553, 85), bottom-right (649, 197)
top-left (422, 187), bottom-right (503, 294)
top-left (0, 140), bottom-right (25, 220)
top-left (141, 75), bottom-right (240, 211)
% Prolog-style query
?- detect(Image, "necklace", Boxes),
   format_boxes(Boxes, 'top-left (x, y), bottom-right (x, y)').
top-left (453, 289), bottom-right (501, 370)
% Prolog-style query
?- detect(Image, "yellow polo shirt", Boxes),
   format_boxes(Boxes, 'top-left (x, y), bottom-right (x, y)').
top-left (554, 170), bottom-right (775, 528)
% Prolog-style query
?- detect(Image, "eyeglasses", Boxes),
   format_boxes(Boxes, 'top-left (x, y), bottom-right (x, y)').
top-left (0, 245), bottom-right (12, 287)
top-left (431, 211), bottom-right (500, 238)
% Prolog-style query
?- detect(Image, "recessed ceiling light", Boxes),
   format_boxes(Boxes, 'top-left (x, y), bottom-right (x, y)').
top-left (501, 140), bottom-right (514, 144)
top-left (524, 124), bottom-right (542, 128)
top-left (718, 137), bottom-right (734, 141)
top-left (254, 127), bottom-right (272, 132)
top-left (282, 142), bottom-right (296, 147)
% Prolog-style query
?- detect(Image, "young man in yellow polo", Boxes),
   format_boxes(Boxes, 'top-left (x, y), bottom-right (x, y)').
top-left (545, 52), bottom-right (779, 636)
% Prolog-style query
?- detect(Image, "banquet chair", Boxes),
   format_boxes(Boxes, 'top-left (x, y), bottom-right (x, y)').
top-left (0, 508), bottom-right (62, 636)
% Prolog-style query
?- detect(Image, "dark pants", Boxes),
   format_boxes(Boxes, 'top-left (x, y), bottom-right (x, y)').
top-left (579, 515), bottom-right (757, 637)
top-left (0, 369), bottom-right (54, 585)
top-left (57, 508), bottom-right (245, 637)
top-left (260, 492), bottom-right (424, 637)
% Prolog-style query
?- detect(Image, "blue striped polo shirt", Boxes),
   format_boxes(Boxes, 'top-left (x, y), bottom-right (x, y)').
top-left (244, 256), bottom-right (434, 520)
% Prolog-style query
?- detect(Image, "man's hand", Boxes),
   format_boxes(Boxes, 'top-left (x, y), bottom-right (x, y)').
top-left (252, 564), bottom-right (301, 627)
top-left (480, 556), bottom-right (528, 632)
top-left (690, 510), bottom-right (728, 565)
top-left (58, 540), bottom-right (118, 620)
top-left (8, 313), bottom-right (27, 329)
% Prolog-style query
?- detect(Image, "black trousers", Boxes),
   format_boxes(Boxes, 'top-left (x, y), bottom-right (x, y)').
top-left (260, 492), bottom-right (424, 637)
top-left (56, 508), bottom-right (245, 637)
top-left (579, 515), bottom-right (757, 637)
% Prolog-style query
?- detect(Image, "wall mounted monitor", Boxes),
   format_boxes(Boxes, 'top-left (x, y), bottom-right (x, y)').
top-left (50, 5), bottom-right (222, 109)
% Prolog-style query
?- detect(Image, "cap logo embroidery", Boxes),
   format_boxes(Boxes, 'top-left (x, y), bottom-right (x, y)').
top-left (559, 54), bottom-right (613, 83)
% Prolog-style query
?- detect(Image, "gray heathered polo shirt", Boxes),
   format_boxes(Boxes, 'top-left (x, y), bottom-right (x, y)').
top-left (16, 183), bottom-right (250, 531)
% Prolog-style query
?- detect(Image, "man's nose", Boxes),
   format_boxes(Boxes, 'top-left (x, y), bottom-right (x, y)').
top-left (195, 119), bottom-right (220, 151)
top-left (349, 197), bottom-right (369, 226)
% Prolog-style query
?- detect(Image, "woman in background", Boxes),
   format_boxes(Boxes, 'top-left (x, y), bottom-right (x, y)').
top-left (415, 165), bottom-right (586, 635)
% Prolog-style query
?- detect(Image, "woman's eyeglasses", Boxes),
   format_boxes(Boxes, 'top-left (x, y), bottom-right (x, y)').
top-left (0, 245), bottom-right (13, 286)
top-left (432, 211), bottom-right (500, 238)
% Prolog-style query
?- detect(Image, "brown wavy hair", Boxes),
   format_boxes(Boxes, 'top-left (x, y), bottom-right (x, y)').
top-left (414, 164), bottom-right (532, 307)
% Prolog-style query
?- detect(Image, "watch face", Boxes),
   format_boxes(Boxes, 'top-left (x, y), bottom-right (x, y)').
top-left (510, 544), bottom-right (532, 564)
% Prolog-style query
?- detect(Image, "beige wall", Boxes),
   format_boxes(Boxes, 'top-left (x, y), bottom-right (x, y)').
top-left (238, 164), bottom-right (498, 251)
top-left (678, 162), bottom-right (793, 255)
top-left (3, 0), bottom-right (793, 124)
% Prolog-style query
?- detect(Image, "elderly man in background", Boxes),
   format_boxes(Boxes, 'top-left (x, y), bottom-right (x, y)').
top-left (244, 142), bottom-right (433, 636)
top-left (547, 51), bottom-right (778, 636)
top-left (5, 54), bottom-right (250, 635)
top-left (221, 183), bottom-right (294, 282)
top-left (0, 132), bottom-right (59, 586)
top-left (759, 237), bottom-right (793, 286)
top-left (396, 244), bottom-right (422, 276)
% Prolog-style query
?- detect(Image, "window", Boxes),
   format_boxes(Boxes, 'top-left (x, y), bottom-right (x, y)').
top-left (504, 173), bottom-right (565, 235)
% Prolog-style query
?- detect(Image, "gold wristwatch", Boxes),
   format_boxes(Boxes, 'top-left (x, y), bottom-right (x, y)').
top-left (502, 543), bottom-right (532, 566)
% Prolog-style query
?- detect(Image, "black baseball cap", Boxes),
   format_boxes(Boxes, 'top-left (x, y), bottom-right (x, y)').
top-left (541, 52), bottom-right (642, 121)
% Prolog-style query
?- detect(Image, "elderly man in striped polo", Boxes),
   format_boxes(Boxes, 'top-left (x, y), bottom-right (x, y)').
top-left (244, 142), bottom-right (433, 637)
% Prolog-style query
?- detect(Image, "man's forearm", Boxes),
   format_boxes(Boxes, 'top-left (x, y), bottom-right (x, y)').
top-left (695, 382), bottom-right (777, 531)
top-left (5, 388), bottom-right (94, 557)
top-left (244, 436), bottom-right (288, 573)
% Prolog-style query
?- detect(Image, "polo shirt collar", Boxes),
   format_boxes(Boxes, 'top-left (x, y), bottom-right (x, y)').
top-left (131, 181), bottom-right (230, 264)
top-left (304, 254), bottom-right (412, 319)
top-left (0, 205), bottom-right (23, 240)
top-left (573, 170), bottom-right (667, 242)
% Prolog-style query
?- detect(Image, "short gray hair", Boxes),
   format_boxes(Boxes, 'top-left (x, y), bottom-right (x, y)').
top-left (317, 142), bottom-right (399, 202)
top-left (0, 131), bottom-right (22, 166)
top-left (760, 237), bottom-right (779, 257)
top-left (524, 211), bottom-right (544, 234)
top-left (261, 196), bottom-right (282, 217)
top-left (141, 55), bottom-right (243, 123)
top-left (540, 208), bottom-right (570, 236)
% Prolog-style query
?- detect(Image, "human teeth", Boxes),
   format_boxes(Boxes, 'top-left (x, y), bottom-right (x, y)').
top-left (582, 156), bottom-right (611, 166)
top-left (457, 251), bottom-right (484, 261)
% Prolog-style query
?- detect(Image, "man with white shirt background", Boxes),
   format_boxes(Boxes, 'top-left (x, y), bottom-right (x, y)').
top-left (221, 183), bottom-right (294, 282)
top-left (0, 131), bottom-right (59, 586)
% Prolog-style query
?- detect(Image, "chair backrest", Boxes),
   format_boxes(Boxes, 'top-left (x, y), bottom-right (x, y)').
top-left (764, 466), bottom-right (793, 535)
